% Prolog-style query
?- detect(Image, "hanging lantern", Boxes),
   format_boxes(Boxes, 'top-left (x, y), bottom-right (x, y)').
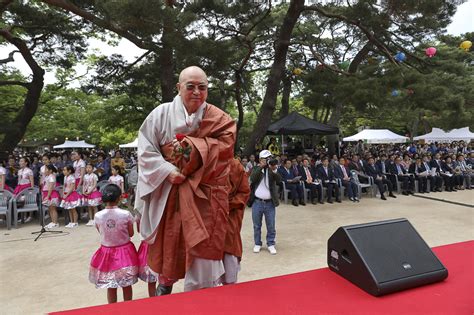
top-left (339, 60), bottom-right (350, 70)
top-left (460, 40), bottom-right (472, 52)
top-left (407, 89), bottom-right (414, 95)
top-left (391, 89), bottom-right (400, 97)
top-left (293, 68), bottom-right (303, 75)
top-left (394, 52), bottom-right (406, 62)
top-left (425, 47), bottom-right (436, 58)
top-left (316, 64), bottom-right (325, 71)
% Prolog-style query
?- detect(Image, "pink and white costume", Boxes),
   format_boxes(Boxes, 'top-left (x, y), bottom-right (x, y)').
top-left (73, 159), bottom-right (86, 188)
top-left (82, 173), bottom-right (102, 207)
top-left (0, 166), bottom-right (12, 192)
top-left (137, 240), bottom-right (158, 283)
top-left (42, 174), bottom-right (61, 207)
top-left (108, 175), bottom-right (124, 190)
top-left (60, 175), bottom-right (82, 209)
top-left (13, 167), bottom-right (33, 195)
top-left (89, 207), bottom-right (138, 289)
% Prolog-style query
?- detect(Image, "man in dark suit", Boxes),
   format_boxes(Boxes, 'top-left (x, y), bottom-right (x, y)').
top-left (348, 154), bottom-right (369, 184)
top-left (333, 157), bottom-right (359, 202)
top-left (316, 157), bottom-right (340, 203)
top-left (430, 153), bottom-right (455, 191)
top-left (299, 158), bottom-right (323, 204)
top-left (424, 155), bottom-right (442, 192)
top-left (409, 157), bottom-right (429, 193)
top-left (278, 159), bottom-right (304, 206)
top-left (391, 157), bottom-right (415, 195)
top-left (364, 157), bottom-right (396, 200)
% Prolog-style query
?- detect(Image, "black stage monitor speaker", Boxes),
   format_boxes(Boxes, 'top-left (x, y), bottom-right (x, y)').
top-left (327, 218), bottom-right (448, 296)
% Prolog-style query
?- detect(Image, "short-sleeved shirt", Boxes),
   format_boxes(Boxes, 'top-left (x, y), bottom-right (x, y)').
top-left (0, 166), bottom-right (5, 176)
top-left (42, 174), bottom-right (56, 191)
top-left (73, 159), bottom-right (86, 179)
top-left (109, 175), bottom-right (124, 188)
top-left (18, 167), bottom-right (33, 185)
top-left (64, 175), bottom-right (76, 193)
top-left (83, 173), bottom-right (98, 192)
top-left (94, 207), bottom-right (133, 247)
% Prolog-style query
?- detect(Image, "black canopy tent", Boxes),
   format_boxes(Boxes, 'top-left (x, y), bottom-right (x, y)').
top-left (266, 112), bottom-right (339, 154)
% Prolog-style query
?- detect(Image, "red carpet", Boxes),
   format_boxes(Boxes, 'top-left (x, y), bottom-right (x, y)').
top-left (52, 240), bottom-right (474, 315)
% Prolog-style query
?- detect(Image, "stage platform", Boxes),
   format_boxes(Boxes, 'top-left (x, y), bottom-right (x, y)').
top-left (51, 240), bottom-right (473, 315)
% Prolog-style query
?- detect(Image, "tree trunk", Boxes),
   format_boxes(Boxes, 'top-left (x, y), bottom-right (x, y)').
top-left (159, 6), bottom-right (176, 103)
top-left (234, 71), bottom-right (245, 152)
top-left (325, 101), bottom-right (343, 156)
top-left (243, 0), bottom-right (305, 156)
top-left (0, 30), bottom-right (45, 161)
top-left (280, 73), bottom-right (291, 118)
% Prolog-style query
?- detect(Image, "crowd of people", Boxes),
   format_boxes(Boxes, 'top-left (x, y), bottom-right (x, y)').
top-left (0, 149), bottom-right (138, 227)
top-left (238, 139), bottom-right (474, 207)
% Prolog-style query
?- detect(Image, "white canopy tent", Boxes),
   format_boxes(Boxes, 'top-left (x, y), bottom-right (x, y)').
top-left (446, 127), bottom-right (474, 142)
top-left (413, 128), bottom-right (450, 143)
top-left (343, 129), bottom-right (408, 144)
top-left (53, 140), bottom-right (95, 149)
top-left (119, 138), bottom-right (138, 148)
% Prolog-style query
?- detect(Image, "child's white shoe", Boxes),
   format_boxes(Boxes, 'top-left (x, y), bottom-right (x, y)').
top-left (86, 220), bottom-right (95, 226)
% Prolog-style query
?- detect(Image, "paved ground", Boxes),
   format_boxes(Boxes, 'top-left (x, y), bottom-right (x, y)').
top-left (1, 190), bottom-right (472, 314)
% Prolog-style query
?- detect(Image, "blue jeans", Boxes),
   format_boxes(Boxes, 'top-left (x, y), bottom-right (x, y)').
top-left (252, 199), bottom-right (276, 246)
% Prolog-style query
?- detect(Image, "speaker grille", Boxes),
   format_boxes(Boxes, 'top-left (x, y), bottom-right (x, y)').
top-left (347, 221), bottom-right (444, 283)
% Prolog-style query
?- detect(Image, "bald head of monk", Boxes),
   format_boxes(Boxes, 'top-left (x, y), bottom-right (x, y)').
top-left (177, 66), bottom-right (208, 114)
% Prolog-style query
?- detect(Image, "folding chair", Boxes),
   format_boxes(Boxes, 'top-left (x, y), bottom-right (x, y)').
top-left (0, 190), bottom-right (14, 230)
top-left (13, 187), bottom-right (41, 228)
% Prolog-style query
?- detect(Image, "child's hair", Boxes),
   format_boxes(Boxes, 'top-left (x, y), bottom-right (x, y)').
top-left (46, 164), bottom-right (58, 173)
top-left (42, 153), bottom-right (50, 160)
top-left (86, 162), bottom-right (94, 169)
top-left (112, 165), bottom-right (122, 176)
top-left (20, 157), bottom-right (30, 167)
top-left (64, 165), bottom-right (75, 174)
top-left (102, 184), bottom-right (122, 203)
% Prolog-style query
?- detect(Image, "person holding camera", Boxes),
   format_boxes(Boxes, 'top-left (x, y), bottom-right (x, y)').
top-left (248, 150), bottom-right (282, 255)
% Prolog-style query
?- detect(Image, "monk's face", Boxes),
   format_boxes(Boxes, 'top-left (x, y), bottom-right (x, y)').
top-left (177, 67), bottom-right (208, 114)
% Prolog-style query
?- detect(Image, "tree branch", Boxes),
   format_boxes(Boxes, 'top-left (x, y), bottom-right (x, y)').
top-left (0, 80), bottom-right (30, 88)
top-left (0, 50), bottom-right (18, 64)
top-left (41, 0), bottom-right (161, 52)
top-left (0, 0), bottom-right (13, 14)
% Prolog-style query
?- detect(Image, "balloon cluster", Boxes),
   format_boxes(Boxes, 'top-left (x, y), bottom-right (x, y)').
top-left (460, 40), bottom-right (472, 52)
top-left (391, 88), bottom-right (414, 97)
top-left (425, 47), bottom-right (436, 58)
top-left (394, 52), bottom-right (406, 62)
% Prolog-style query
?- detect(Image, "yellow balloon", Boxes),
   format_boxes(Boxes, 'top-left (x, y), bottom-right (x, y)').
top-left (293, 68), bottom-right (303, 75)
top-left (460, 40), bottom-right (472, 51)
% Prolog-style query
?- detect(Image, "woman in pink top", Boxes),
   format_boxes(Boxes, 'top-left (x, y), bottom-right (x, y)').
top-left (0, 161), bottom-right (12, 192)
top-left (13, 157), bottom-right (34, 195)
top-left (60, 165), bottom-right (82, 228)
top-left (71, 151), bottom-right (86, 189)
top-left (89, 184), bottom-right (138, 304)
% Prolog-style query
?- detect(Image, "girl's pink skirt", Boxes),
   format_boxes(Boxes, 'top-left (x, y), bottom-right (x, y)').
top-left (83, 190), bottom-right (102, 207)
top-left (13, 184), bottom-right (31, 196)
top-left (2, 184), bottom-right (12, 192)
top-left (41, 190), bottom-right (61, 207)
top-left (89, 242), bottom-right (139, 289)
top-left (137, 241), bottom-right (158, 283)
top-left (60, 191), bottom-right (82, 209)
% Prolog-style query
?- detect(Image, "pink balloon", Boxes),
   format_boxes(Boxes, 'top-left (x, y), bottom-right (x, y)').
top-left (425, 47), bottom-right (437, 58)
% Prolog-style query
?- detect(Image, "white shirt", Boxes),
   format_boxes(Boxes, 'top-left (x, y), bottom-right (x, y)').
top-left (255, 168), bottom-right (271, 200)
top-left (95, 207), bottom-right (133, 247)
top-left (18, 167), bottom-right (33, 185)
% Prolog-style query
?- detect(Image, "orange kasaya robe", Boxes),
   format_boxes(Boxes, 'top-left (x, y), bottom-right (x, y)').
top-left (224, 158), bottom-right (250, 260)
top-left (147, 104), bottom-right (236, 280)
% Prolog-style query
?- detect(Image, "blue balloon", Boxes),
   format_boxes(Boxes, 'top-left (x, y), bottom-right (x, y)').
top-left (391, 89), bottom-right (400, 96)
top-left (395, 52), bottom-right (406, 62)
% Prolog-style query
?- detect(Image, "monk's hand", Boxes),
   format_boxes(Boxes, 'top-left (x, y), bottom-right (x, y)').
top-left (167, 170), bottom-right (186, 184)
top-left (172, 139), bottom-right (181, 152)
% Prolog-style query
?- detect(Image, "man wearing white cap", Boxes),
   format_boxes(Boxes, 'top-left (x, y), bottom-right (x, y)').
top-left (248, 150), bottom-right (282, 255)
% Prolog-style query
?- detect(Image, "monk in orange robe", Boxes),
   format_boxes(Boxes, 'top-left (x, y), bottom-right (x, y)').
top-left (135, 66), bottom-right (236, 295)
top-left (221, 158), bottom-right (250, 284)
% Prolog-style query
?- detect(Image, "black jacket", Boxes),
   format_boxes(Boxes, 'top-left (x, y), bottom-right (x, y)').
top-left (249, 166), bottom-right (282, 207)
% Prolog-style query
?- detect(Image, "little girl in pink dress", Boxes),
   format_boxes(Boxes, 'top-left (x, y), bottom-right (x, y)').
top-left (89, 184), bottom-right (138, 304)
top-left (42, 165), bottom-right (61, 229)
top-left (60, 165), bottom-right (81, 228)
top-left (82, 163), bottom-right (102, 226)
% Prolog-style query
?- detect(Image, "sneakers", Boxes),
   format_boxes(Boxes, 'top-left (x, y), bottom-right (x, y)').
top-left (24, 216), bottom-right (33, 223)
top-left (65, 222), bottom-right (79, 228)
top-left (268, 245), bottom-right (277, 255)
top-left (253, 245), bottom-right (261, 253)
top-left (86, 219), bottom-right (95, 226)
top-left (45, 222), bottom-right (59, 229)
